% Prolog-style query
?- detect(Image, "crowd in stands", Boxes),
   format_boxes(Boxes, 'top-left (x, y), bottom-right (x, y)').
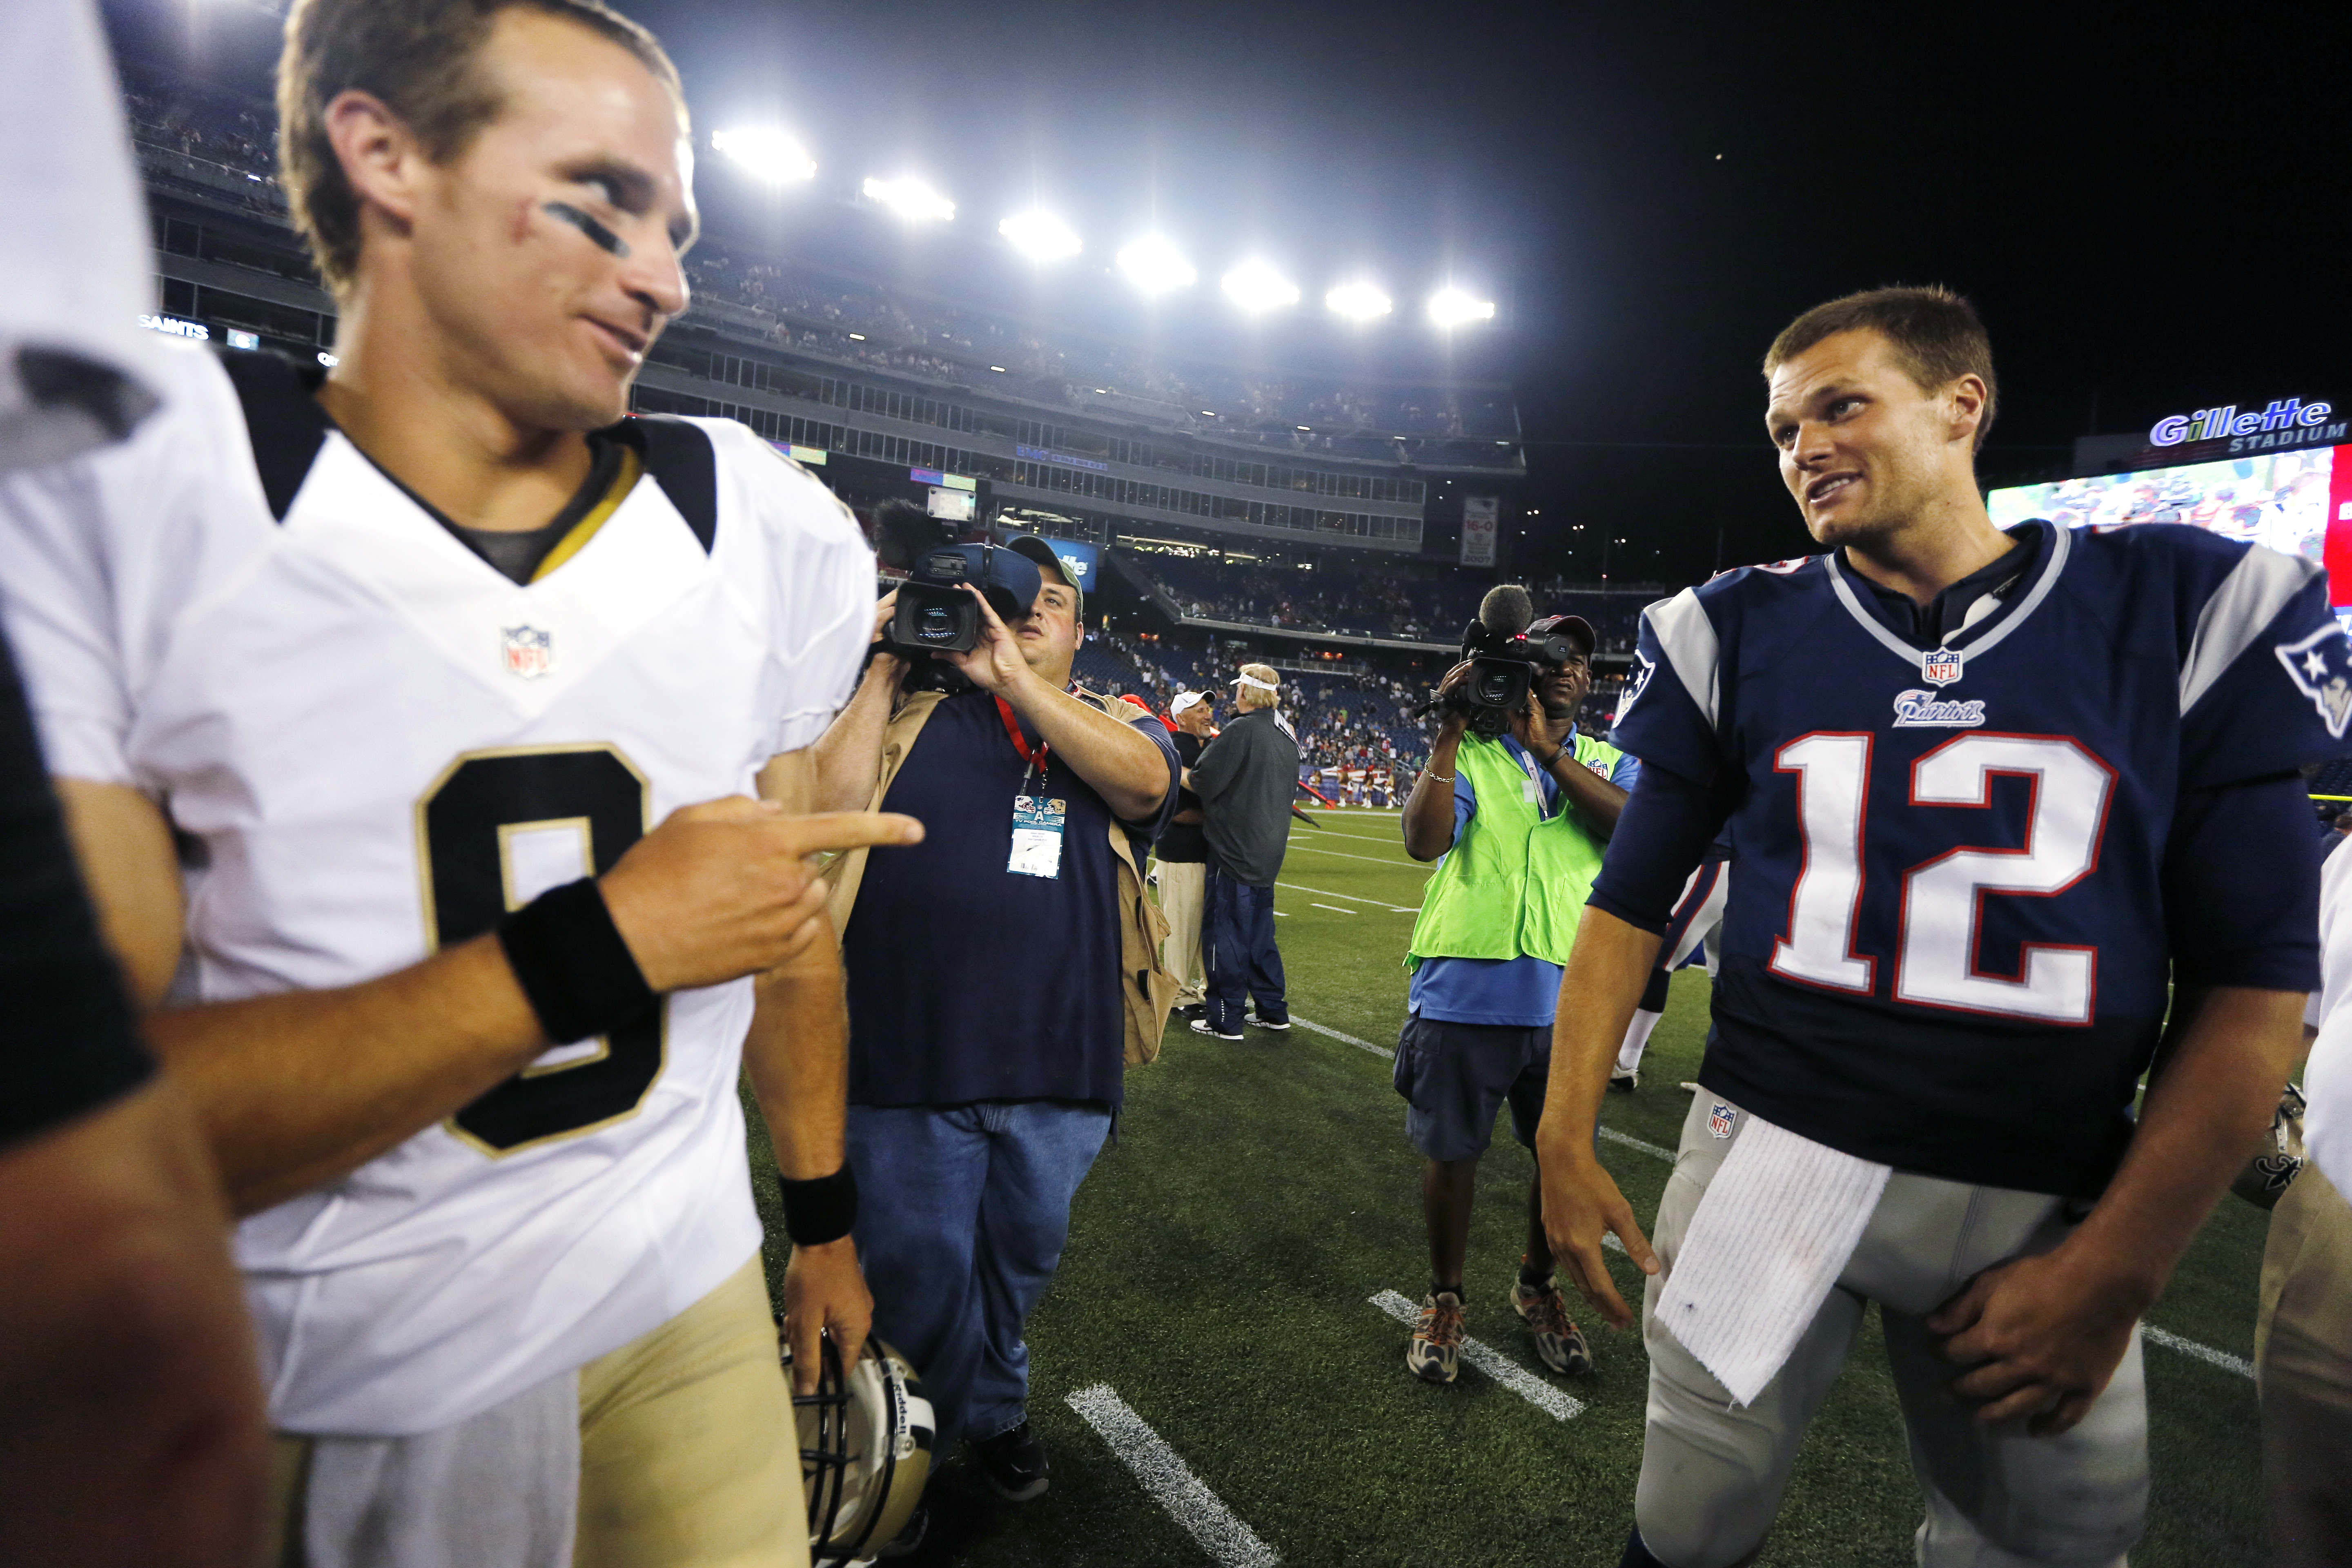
top-left (1074, 628), bottom-right (1629, 780)
top-left (118, 67), bottom-right (1519, 465)
top-left (679, 235), bottom-right (1519, 453)
top-left (1125, 552), bottom-right (1659, 653)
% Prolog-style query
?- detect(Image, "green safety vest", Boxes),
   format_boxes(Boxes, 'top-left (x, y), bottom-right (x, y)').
top-left (1406, 730), bottom-right (1622, 971)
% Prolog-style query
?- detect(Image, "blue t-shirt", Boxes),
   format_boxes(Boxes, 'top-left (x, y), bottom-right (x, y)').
top-left (844, 688), bottom-right (1179, 1109)
top-left (1410, 732), bottom-right (1639, 1027)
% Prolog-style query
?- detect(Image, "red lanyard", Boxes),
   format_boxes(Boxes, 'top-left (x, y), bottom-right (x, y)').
top-left (994, 695), bottom-right (1049, 772)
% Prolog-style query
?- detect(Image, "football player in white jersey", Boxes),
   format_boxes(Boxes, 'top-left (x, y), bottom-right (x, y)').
top-left (0, 2), bottom-right (921, 1564)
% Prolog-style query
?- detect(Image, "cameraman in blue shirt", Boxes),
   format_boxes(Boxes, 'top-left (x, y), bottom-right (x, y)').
top-left (819, 537), bottom-right (1177, 1520)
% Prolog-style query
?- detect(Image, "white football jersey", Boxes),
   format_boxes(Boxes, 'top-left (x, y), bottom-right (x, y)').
top-left (0, 341), bottom-right (873, 1434)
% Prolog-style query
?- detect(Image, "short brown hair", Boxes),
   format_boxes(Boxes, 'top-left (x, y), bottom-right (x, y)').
top-left (1763, 285), bottom-right (1998, 451)
top-left (278, 0), bottom-right (684, 293)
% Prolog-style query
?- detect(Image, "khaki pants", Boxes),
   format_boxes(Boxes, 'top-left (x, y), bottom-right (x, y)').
top-left (267, 1255), bottom-right (807, 1568)
top-left (1156, 858), bottom-right (1207, 1001)
top-left (1635, 1093), bottom-right (2147, 1568)
top-left (2258, 1164), bottom-right (2352, 1568)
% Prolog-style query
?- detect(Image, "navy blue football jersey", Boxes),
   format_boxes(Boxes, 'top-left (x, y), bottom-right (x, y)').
top-left (1609, 520), bottom-right (2352, 1195)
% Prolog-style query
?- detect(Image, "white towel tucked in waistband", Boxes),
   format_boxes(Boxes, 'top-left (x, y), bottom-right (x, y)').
top-left (1656, 1110), bottom-right (1891, 1406)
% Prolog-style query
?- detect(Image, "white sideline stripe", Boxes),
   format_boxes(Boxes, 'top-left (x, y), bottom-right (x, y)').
top-left (1589, 1123), bottom-right (2255, 1379)
top-left (2144, 1325), bottom-right (2255, 1380)
top-left (1274, 878), bottom-right (1417, 913)
top-left (1310, 902), bottom-right (1358, 915)
top-left (1287, 1014), bottom-right (1393, 1058)
top-left (1285, 842), bottom-right (1424, 869)
top-left (1066, 1384), bottom-right (1280, 1567)
top-left (1369, 1291), bottom-right (1586, 1421)
top-left (1598, 1125), bottom-right (1678, 1162)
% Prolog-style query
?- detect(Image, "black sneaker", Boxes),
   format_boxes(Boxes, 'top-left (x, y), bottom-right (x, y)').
top-left (970, 1419), bottom-right (1050, 1501)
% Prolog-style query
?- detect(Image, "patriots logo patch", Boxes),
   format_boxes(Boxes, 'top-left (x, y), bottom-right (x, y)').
top-left (2275, 625), bottom-right (2352, 738)
top-left (1618, 651), bottom-right (1657, 719)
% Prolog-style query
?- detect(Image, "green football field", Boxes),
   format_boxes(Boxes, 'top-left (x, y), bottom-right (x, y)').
top-left (751, 808), bottom-right (2273, 1567)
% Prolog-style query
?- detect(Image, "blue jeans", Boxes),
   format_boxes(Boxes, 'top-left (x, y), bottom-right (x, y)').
top-left (1203, 868), bottom-right (1287, 1034)
top-left (846, 1101), bottom-right (1112, 1450)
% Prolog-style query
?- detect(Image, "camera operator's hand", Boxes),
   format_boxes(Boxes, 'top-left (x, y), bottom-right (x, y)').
top-left (1510, 686), bottom-right (1570, 760)
top-left (938, 583), bottom-right (1033, 697)
top-left (864, 590), bottom-right (909, 690)
top-left (1430, 659), bottom-right (1477, 736)
top-left (599, 797), bottom-right (923, 993)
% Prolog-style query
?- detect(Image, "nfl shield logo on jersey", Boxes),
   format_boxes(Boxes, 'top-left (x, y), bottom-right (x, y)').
top-left (1921, 646), bottom-right (1964, 687)
top-left (1709, 1102), bottom-right (1737, 1139)
top-left (501, 625), bottom-right (553, 680)
top-left (2276, 624), bottom-right (2352, 738)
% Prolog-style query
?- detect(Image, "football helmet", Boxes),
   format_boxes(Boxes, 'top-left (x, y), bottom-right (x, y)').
top-left (781, 1328), bottom-right (935, 1565)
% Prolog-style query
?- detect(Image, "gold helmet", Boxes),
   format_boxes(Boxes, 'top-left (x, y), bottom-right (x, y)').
top-left (781, 1331), bottom-right (935, 1565)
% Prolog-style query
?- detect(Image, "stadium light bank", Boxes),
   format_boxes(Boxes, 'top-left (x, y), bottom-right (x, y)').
top-left (1325, 281), bottom-right (1393, 321)
top-left (1428, 286), bottom-right (1497, 327)
top-left (862, 175), bottom-right (956, 223)
top-left (1117, 236), bottom-right (1197, 296)
top-left (999, 209), bottom-right (1082, 261)
top-left (709, 127), bottom-right (815, 183)
top-left (1222, 259), bottom-right (1301, 314)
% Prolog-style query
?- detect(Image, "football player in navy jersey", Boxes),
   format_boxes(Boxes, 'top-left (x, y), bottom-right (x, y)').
top-left (1536, 286), bottom-right (2352, 1568)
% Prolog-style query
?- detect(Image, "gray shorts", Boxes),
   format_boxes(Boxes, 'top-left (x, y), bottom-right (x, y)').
top-left (1392, 1013), bottom-right (1549, 1162)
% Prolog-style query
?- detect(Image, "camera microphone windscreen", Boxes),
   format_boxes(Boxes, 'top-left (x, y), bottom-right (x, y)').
top-left (1477, 584), bottom-right (1534, 637)
top-left (872, 499), bottom-right (945, 572)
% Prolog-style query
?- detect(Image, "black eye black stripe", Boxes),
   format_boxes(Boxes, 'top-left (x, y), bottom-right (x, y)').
top-left (543, 201), bottom-right (632, 258)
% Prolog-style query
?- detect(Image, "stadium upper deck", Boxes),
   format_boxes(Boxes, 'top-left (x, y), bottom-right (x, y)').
top-left (124, 74), bottom-right (1523, 560)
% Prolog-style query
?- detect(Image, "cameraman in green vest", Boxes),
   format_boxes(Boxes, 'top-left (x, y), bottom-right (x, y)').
top-left (1395, 607), bottom-right (1638, 1386)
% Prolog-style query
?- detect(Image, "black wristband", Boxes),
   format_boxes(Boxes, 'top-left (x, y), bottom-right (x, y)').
top-left (497, 878), bottom-right (658, 1044)
top-left (780, 1163), bottom-right (859, 1247)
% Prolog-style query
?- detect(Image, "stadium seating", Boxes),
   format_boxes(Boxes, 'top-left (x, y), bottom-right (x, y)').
top-left (1120, 552), bottom-right (1659, 654)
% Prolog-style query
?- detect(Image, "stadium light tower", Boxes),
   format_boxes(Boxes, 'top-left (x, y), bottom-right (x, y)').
top-left (1117, 236), bottom-right (1197, 295)
top-left (999, 209), bottom-right (1082, 262)
top-left (1428, 286), bottom-right (1497, 327)
top-left (1221, 259), bottom-right (1300, 314)
top-left (862, 176), bottom-right (956, 223)
top-left (1325, 281), bottom-right (1393, 322)
top-left (710, 127), bottom-right (815, 183)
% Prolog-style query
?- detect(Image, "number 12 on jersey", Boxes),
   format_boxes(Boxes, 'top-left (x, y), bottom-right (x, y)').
top-left (1770, 731), bottom-right (2115, 1024)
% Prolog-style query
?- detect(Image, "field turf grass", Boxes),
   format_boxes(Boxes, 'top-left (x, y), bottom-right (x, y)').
top-left (751, 808), bottom-right (2272, 1567)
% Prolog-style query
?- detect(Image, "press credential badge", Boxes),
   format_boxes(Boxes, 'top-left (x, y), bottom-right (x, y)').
top-left (1009, 795), bottom-right (1067, 878)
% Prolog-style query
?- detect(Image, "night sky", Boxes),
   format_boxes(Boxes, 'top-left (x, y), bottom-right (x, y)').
top-left (107, 0), bottom-right (2352, 585)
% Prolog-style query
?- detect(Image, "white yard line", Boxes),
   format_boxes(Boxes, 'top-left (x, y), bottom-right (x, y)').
top-left (1597, 1126), bottom-right (1678, 1162)
top-left (1273, 879), bottom-right (1418, 913)
top-left (1368, 1291), bottom-right (1586, 1421)
top-left (1309, 903), bottom-right (1359, 915)
top-left (1287, 1015), bottom-right (1394, 1059)
top-left (1284, 842), bottom-right (1425, 869)
top-left (1272, 911), bottom-right (1289, 918)
top-left (1066, 1384), bottom-right (1281, 1567)
top-left (2143, 1325), bottom-right (2255, 1380)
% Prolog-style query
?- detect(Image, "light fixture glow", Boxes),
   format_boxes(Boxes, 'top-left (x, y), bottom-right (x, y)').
top-left (710, 127), bottom-right (815, 183)
top-left (1117, 236), bottom-right (1197, 295)
top-left (1221, 259), bottom-right (1300, 314)
top-left (1428, 287), bottom-right (1497, 327)
top-left (861, 175), bottom-right (955, 222)
top-left (1325, 281), bottom-right (1393, 321)
top-left (998, 209), bottom-right (1082, 261)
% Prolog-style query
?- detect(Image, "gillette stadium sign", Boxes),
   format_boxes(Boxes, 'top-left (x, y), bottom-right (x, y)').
top-left (2151, 397), bottom-right (2339, 454)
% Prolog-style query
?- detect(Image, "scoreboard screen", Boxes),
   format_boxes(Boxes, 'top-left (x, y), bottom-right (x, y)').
top-left (1988, 442), bottom-right (2352, 609)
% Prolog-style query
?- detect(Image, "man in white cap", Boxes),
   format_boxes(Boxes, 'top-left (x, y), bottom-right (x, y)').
top-left (1189, 664), bottom-right (1301, 1040)
top-left (1158, 690), bottom-right (1216, 1011)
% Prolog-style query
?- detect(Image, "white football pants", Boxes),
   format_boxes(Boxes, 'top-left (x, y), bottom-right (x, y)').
top-left (1635, 1092), bottom-right (2147, 1568)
